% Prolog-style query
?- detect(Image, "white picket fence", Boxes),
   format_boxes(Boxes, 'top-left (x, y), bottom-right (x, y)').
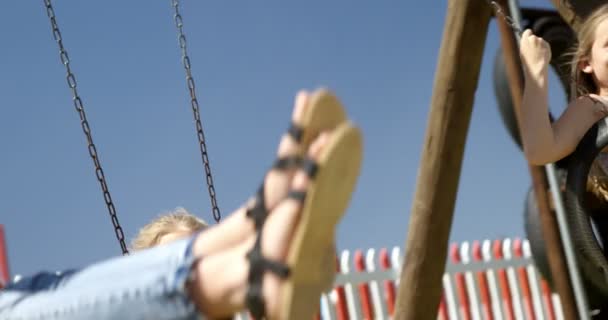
top-left (231, 238), bottom-right (563, 320)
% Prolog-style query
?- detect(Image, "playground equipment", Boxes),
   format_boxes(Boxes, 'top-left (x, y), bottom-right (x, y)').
top-left (396, 1), bottom-right (606, 319)
top-left (42, 0), bottom-right (223, 255)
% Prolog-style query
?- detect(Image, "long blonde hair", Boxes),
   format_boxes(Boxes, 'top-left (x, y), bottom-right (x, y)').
top-left (131, 207), bottom-right (208, 250)
top-left (569, 4), bottom-right (608, 97)
top-left (568, 5), bottom-right (608, 202)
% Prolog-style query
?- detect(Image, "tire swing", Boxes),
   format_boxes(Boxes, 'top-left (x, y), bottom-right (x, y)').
top-left (524, 181), bottom-right (608, 309)
top-left (523, 185), bottom-right (556, 289)
top-left (492, 13), bottom-right (574, 169)
top-left (524, 136), bottom-right (608, 309)
top-left (562, 118), bottom-right (608, 307)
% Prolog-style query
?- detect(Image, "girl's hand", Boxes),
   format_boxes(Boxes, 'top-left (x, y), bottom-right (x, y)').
top-left (519, 29), bottom-right (552, 77)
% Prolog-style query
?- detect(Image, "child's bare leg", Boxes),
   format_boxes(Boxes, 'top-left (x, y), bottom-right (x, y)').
top-left (193, 92), bottom-right (310, 256)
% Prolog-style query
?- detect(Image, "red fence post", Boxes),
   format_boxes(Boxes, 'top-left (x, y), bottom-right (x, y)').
top-left (0, 224), bottom-right (10, 288)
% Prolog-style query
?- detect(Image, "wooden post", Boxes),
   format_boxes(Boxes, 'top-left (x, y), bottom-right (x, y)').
top-left (494, 1), bottom-right (578, 319)
top-left (393, 1), bottom-right (491, 319)
top-left (549, 0), bottom-right (605, 31)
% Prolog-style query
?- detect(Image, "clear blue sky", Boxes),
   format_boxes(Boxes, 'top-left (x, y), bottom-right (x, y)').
top-left (1, 1), bottom-right (565, 276)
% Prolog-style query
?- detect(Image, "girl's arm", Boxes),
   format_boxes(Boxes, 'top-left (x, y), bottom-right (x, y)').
top-left (519, 30), bottom-right (605, 165)
top-left (547, 95), bottom-right (607, 163)
top-left (521, 74), bottom-right (601, 165)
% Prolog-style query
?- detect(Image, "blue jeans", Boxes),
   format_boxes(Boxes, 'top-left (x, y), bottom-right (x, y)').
top-left (0, 236), bottom-right (205, 320)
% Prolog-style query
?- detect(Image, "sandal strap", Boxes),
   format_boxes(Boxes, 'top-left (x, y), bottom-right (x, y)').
top-left (246, 185), bottom-right (267, 230)
top-left (287, 122), bottom-right (303, 143)
top-left (246, 234), bottom-right (291, 319)
top-left (287, 190), bottom-right (307, 203)
top-left (246, 155), bottom-right (305, 229)
top-left (273, 155), bottom-right (303, 170)
top-left (301, 157), bottom-right (319, 179)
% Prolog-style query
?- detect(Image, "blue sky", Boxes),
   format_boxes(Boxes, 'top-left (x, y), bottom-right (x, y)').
top-left (1, 1), bottom-right (565, 276)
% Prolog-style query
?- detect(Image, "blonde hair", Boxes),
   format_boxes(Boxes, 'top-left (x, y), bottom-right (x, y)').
top-left (569, 4), bottom-right (608, 97)
top-left (131, 207), bottom-right (208, 250)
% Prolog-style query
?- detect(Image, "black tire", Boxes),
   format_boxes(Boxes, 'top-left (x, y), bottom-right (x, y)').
top-left (493, 49), bottom-right (525, 148)
top-left (564, 118), bottom-right (608, 307)
top-left (524, 183), bottom-right (608, 309)
top-left (524, 186), bottom-right (555, 288)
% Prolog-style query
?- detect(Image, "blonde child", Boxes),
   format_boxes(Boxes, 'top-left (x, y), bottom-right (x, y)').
top-left (130, 207), bottom-right (208, 251)
top-left (0, 89), bottom-right (360, 320)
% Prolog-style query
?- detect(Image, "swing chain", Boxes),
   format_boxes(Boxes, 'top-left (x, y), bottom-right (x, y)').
top-left (171, 0), bottom-right (221, 223)
top-left (487, 0), bottom-right (584, 97)
top-left (43, 0), bottom-right (129, 255)
top-left (487, 0), bottom-right (523, 36)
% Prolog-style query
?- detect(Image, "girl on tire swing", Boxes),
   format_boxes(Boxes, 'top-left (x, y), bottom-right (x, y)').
top-left (520, 4), bottom-right (608, 204)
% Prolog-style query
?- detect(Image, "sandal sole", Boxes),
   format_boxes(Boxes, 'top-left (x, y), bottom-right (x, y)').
top-left (298, 89), bottom-right (348, 152)
top-left (279, 122), bottom-right (363, 320)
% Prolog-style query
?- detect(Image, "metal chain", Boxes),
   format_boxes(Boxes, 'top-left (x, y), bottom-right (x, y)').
top-left (488, 0), bottom-right (574, 37)
top-left (487, 0), bottom-right (584, 98)
top-left (43, 0), bottom-right (129, 255)
top-left (171, 0), bottom-right (221, 223)
top-left (488, 0), bottom-right (523, 36)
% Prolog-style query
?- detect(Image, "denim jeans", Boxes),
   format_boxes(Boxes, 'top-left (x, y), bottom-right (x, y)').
top-left (0, 236), bottom-right (205, 320)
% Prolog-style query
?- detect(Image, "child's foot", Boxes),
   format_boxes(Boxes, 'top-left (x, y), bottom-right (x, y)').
top-left (189, 132), bottom-right (330, 318)
top-left (190, 121), bottom-right (362, 320)
top-left (194, 89), bottom-right (347, 256)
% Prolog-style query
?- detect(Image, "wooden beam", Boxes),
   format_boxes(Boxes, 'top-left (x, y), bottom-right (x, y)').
top-left (393, 1), bottom-right (491, 319)
top-left (550, 0), bottom-right (605, 31)
top-left (494, 1), bottom-right (579, 319)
